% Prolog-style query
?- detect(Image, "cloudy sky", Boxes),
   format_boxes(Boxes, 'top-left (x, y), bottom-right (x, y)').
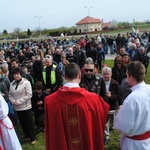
top-left (0, 0), bottom-right (149, 33)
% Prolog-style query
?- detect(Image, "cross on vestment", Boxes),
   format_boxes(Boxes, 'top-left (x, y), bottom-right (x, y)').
top-left (72, 138), bottom-right (81, 146)
top-left (69, 117), bottom-right (78, 126)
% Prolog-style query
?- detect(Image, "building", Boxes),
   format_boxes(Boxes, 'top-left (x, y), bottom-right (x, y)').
top-left (76, 16), bottom-right (102, 33)
top-left (102, 22), bottom-right (111, 29)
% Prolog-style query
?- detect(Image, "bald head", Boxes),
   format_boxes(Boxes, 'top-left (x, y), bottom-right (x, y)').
top-left (139, 47), bottom-right (145, 54)
top-left (131, 44), bottom-right (136, 50)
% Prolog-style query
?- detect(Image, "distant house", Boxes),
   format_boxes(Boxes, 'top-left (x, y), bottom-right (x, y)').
top-left (102, 22), bottom-right (111, 29)
top-left (76, 16), bottom-right (102, 33)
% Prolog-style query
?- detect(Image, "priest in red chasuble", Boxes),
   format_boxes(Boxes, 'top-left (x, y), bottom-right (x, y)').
top-left (45, 62), bottom-right (110, 150)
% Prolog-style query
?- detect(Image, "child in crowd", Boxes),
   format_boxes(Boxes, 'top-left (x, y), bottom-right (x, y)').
top-left (32, 81), bottom-right (48, 130)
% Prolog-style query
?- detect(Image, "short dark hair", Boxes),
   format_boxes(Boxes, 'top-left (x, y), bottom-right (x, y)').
top-left (11, 58), bottom-right (19, 64)
top-left (11, 67), bottom-right (23, 76)
top-left (126, 61), bottom-right (145, 82)
top-left (114, 55), bottom-right (123, 66)
top-left (65, 63), bottom-right (80, 80)
top-left (34, 81), bottom-right (44, 90)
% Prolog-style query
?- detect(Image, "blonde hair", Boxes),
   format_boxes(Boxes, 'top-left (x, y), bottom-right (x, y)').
top-left (37, 49), bottom-right (44, 59)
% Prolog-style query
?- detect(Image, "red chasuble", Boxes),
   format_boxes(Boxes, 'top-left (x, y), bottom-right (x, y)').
top-left (45, 86), bottom-right (110, 150)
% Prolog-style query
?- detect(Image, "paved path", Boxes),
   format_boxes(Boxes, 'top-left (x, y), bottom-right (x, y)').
top-left (105, 54), bottom-right (116, 60)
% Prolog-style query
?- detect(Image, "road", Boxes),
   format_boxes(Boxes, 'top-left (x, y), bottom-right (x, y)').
top-left (105, 54), bottom-right (117, 60)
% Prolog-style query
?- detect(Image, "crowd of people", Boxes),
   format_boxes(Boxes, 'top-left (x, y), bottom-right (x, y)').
top-left (0, 31), bottom-right (150, 150)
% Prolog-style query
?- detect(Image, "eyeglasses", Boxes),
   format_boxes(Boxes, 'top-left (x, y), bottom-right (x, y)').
top-left (84, 69), bottom-right (94, 72)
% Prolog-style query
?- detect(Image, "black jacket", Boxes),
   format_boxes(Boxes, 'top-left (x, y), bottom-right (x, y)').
top-left (32, 90), bottom-right (48, 113)
top-left (32, 60), bottom-right (43, 82)
top-left (107, 79), bottom-right (121, 110)
top-left (80, 74), bottom-right (107, 102)
top-left (112, 66), bottom-right (126, 85)
top-left (74, 49), bottom-right (87, 68)
top-left (132, 52), bottom-right (149, 70)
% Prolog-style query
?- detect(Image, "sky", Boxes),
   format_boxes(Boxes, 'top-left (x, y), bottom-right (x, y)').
top-left (0, 0), bottom-right (150, 33)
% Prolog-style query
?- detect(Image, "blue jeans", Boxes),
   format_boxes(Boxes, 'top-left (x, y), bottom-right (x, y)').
top-left (103, 45), bottom-right (108, 54)
top-left (109, 45), bottom-right (114, 54)
top-left (7, 101), bottom-right (19, 125)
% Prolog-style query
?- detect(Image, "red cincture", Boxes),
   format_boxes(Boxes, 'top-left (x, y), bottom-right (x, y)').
top-left (0, 117), bottom-right (14, 150)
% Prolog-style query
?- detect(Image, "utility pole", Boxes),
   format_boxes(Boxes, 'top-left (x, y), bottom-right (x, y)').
top-left (85, 6), bottom-right (92, 32)
top-left (85, 6), bottom-right (92, 17)
top-left (35, 16), bottom-right (42, 36)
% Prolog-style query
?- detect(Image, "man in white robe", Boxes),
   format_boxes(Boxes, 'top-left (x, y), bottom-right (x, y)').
top-left (114, 61), bottom-right (150, 150)
top-left (0, 94), bottom-right (22, 150)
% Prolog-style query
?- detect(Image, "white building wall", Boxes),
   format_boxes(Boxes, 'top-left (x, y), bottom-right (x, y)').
top-left (77, 23), bottom-right (102, 33)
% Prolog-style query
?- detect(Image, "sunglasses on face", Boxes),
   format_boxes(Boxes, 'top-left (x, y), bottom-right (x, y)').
top-left (84, 69), bottom-right (94, 72)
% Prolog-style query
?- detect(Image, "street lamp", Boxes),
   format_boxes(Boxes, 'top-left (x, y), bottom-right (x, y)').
top-left (35, 16), bottom-right (42, 36)
top-left (85, 6), bottom-right (92, 33)
top-left (85, 6), bottom-right (92, 17)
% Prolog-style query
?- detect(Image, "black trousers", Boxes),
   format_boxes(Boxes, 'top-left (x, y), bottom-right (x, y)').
top-left (97, 60), bottom-right (102, 71)
top-left (35, 111), bottom-right (44, 128)
top-left (17, 109), bottom-right (36, 141)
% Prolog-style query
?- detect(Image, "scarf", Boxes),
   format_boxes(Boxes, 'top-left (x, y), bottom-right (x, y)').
top-left (12, 78), bottom-right (22, 90)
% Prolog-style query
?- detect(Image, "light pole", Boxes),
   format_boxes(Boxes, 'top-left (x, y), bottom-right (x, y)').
top-left (35, 16), bottom-right (42, 36)
top-left (85, 6), bottom-right (92, 17)
top-left (85, 6), bottom-right (92, 33)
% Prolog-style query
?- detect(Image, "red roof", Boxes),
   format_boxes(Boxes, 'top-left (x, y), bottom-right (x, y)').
top-left (102, 22), bottom-right (111, 28)
top-left (76, 16), bottom-right (102, 25)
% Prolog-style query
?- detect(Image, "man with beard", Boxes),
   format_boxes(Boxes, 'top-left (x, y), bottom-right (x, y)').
top-left (80, 57), bottom-right (107, 102)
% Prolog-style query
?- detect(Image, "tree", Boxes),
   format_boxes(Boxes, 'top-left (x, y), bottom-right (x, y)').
top-left (145, 20), bottom-right (150, 24)
top-left (14, 28), bottom-right (22, 34)
top-left (35, 27), bottom-right (41, 36)
top-left (27, 28), bottom-right (32, 37)
top-left (3, 29), bottom-right (8, 35)
top-left (13, 28), bottom-right (23, 38)
top-left (108, 20), bottom-right (118, 29)
top-left (42, 28), bottom-right (50, 36)
top-left (118, 22), bottom-right (131, 28)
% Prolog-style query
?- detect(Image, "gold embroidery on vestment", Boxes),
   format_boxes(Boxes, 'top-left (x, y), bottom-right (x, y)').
top-left (69, 117), bottom-right (78, 126)
top-left (72, 138), bottom-right (80, 146)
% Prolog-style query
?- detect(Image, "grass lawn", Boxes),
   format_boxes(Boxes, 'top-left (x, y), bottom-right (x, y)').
top-left (16, 59), bottom-right (150, 150)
